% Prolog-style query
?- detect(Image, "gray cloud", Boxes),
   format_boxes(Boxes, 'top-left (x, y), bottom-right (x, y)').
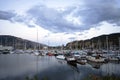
top-left (74, 0), bottom-right (120, 27)
top-left (27, 5), bottom-right (82, 32)
top-left (0, 10), bottom-right (16, 21)
top-left (27, 24), bottom-right (35, 27)
top-left (27, 0), bottom-right (120, 32)
top-left (0, 10), bottom-right (35, 28)
top-left (1, 0), bottom-right (120, 33)
top-left (68, 37), bottom-right (76, 40)
top-left (13, 15), bottom-right (35, 28)
top-left (78, 33), bottom-right (84, 36)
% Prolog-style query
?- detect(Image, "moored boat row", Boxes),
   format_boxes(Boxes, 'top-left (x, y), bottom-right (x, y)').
top-left (55, 50), bottom-right (120, 65)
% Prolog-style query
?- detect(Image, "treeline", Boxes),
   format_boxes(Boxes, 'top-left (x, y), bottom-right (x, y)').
top-left (66, 33), bottom-right (120, 50)
top-left (0, 35), bottom-right (46, 49)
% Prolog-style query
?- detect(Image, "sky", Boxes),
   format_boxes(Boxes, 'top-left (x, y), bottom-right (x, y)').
top-left (0, 0), bottom-right (120, 46)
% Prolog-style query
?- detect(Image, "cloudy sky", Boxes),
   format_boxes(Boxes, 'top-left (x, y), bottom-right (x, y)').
top-left (0, 0), bottom-right (120, 46)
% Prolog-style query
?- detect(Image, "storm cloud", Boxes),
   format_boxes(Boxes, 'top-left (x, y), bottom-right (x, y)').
top-left (26, 0), bottom-right (120, 32)
top-left (0, 10), bottom-right (35, 28)
top-left (0, 0), bottom-right (120, 32)
top-left (0, 11), bottom-right (16, 21)
top-left (75, 0), bottom-right (120, 26)
top-left (27, 5), bottom-right (81, 32)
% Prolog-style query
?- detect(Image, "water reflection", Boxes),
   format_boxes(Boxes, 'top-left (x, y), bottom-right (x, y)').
top-left (87, 61), bottom-right (103, 69)
top-left (0, 54), bottom-right (120, 80)
top-left (67, 62), bottom-right (79, 72)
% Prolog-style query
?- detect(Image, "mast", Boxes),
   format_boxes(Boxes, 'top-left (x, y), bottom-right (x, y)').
top-left (97, 37), bottom-right (101, 50)
top-left (0, 36), bottom-right (2, 46)
top-left (47, 33), bottom-right (50, 50)
top-left (92, 39), bottom-right (94, 50)
top-left (70, 38), bottom-right (74, 50)
top-left (83, 41), bottom-right (84, 50)
top-left (75, 35), bottom-right (78, 50)
top-left (61, 36), bottom-right (63, 51)
top-left (70, 40), bottom-right (72, 50)
top-left (76, 41), bottom-right (78, 50)
top-left (119, 37), bottom-right (120, 54)
top-left (36, 27), bottom-right (39, 76)
top-left (36, 27), bottom-right (38, 50)
top-left (98, 37), bottom-right (100, 50)
top-left (12, 38), bottom-right (14, 49)
top-left (5, 36), bottom-right (7, 46)
top-left (24, 40), bottom-right (26, 50)
top-left (106, 36), bottom-right (109, 54)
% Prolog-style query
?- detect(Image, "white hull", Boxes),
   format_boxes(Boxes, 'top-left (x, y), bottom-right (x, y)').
top-left (87, 56), bottom-right (105, 63)
top-left (34, 51), bottom-right (40, 56)
top-left (65, 57), bottom-right (76, 62)
top-left (108, 57), bottom-right (119, 61)
top-left (77, 59), bottom-right (87, 65)
top-left (56, 55), bottom-right (65, 60)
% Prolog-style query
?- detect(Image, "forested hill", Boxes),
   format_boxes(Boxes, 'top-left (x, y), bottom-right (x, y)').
top-left (0, 35), bottom-right (46, 49)
top-left (66, 33), bottom-right (120, 50)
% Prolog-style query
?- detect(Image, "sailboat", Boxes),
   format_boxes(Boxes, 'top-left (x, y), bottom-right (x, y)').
top-left (86, 37), bottom-right (106, 63)
top-left (65, 52), bottom-right (76, 62)
top-left (55, 37), bottom-right (65, 60)
top-left (56, 54), bottom-right (65, 60)
top-left (34, 50), bottom-right (40, 56)
top-left (116, 37), bottom-right (120, 61)
top-left (106, 36), bottom-right (120, 61)
top-left (0, 36), bottom-right (13, 54)
top-left (34, 27), bottom-right (40, 56)
top-left (73, 41), bottom-right (87, 65)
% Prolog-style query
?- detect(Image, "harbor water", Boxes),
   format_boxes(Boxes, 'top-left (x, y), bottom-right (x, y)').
top-left (0, 54), bottom-right (120, 80)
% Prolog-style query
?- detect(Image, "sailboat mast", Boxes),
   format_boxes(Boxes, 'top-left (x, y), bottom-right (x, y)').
top-left (76, 41), bottom-right (78, 50)
top-left (98, 37), bottom-right (101, 50)
top-left (0, 36), bottom-right (2, 46)
top-left (106, 36), bottom-right (109, 54)
top-left (24, 40), bottom-right (26, 50)
top-left (13, 38), bottom-right (14, 49)
top-left (119, 37), bottom-right (120, 54)
top-left (70, 40), bottom-right (72, 50)
top-left (36, 27), bottom-right (38, 50)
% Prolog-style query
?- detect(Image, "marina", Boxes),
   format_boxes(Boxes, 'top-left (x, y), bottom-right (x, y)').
top-left (0, 34), bottom-right (120, 80)
top-left (0, 0), bottom-right (120, 80)
top-left (0, 50), bottom-right (120, 80)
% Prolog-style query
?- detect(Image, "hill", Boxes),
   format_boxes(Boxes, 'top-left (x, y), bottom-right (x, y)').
top-left (0, 35), bottom-right (46, 49)
top-left (66, 33), bottom-right (120, 50)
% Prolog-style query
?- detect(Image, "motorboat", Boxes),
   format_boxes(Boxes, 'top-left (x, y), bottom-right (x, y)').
top-left (77, 58), bottom-right (87, 65)
top-left (56, 54), bottom-right (65, 60)
top-left (86, 54), bottom-right (106, 63)
top-left (64, 53), bottom-right (76, 62)
top-left (34, 51), bottom-right (40, 56)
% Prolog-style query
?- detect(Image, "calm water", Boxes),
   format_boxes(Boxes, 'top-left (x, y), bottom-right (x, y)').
top-left (0, 54), bottom-right (120, 80)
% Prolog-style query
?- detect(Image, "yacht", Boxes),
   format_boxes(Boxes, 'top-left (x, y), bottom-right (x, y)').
top-left (86, 54), bottom-right (106, 63)
top-left (64, 53), bottom-right (76, 62)
top-left (56, 54), bottom-right (65, 60)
